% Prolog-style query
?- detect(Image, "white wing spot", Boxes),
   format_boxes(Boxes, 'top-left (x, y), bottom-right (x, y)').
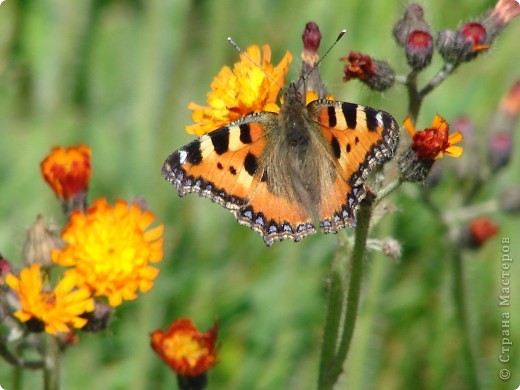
top-left (376, 112), bottom-right (384, 127)
top-left (179, 150), bottom-right (188, 164)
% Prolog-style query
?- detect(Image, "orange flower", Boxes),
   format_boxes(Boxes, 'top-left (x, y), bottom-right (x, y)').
top-left (151, 318), bottom-right (218, 377)
top-left (470, 217), bottom-right (499, 246)
top-left (404, 115), bottom-right (464, 160)
top-left (5, 264), bottom-right (95, 335)
top-left (41, 145), bottom-right (91, 200)
top-left (52, 198), bottom-right (164, 307)
top-left (186, 45), bottom-right (292, 136)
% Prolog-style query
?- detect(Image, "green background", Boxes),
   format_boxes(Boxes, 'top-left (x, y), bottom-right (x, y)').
top-left (0, 0), bottom-right (519, 389)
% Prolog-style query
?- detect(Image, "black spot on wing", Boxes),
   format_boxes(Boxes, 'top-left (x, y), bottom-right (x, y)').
top-left (346, 143), bottom-right (351, 153)
top-left (229, 166), bottom-right (237, 175)
top-left (210, 127), bottom-right (230, 154)
top-left (342, 102), bottom-right (357, 129)
top-left (184, 141), bottom-right (202, 165)
top-left (327, 106), bottom-right (337, 128)
top-left (331, 136), bottom-right (341, 159)
top-left (244, 152), bottom-right (258, 176)
top-left (364, 107), bottom-right (379, 132)
top-left (239, 123), bottom-right (253, 144)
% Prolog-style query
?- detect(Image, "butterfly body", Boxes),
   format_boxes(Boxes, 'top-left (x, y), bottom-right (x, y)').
top-left (163, 81), bottom-right (399, 245)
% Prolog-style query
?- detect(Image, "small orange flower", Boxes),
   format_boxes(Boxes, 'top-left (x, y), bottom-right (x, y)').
top-left (404, 115), bottom-right (464, 160)
top-left (52, 198), bottom-right (164, 307)
top-left (41, 145), bottom-right (91, 200)
top-left (470, 217), bottom-right (499, 246)
top-left (186, 45), bottom-right (292, 136)
top-left (151, 318), bottom-right (219, 377)
top-left (5, 264), bottom-right (95, 335)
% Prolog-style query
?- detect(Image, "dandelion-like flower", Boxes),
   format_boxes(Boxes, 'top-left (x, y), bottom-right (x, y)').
top-left (151, 318), bottom-right (218, 377)
top-left (404, 115), bottom-right (463, 160)
top-left (52, 198), bottom-right (164, 307)
top-left (399, 115), bottom-right (463, 182)
top-left (41, 145), bottom-right (91, 203)
top-left (5, 264), bottom-right (95, 335)
top-left (186, 45), bottom-right (292, 136)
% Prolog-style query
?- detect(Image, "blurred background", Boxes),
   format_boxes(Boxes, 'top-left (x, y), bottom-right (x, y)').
top-left (0, 0), bottom-right (519, 389)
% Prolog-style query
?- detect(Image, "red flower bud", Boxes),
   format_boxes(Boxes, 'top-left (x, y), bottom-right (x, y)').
top-left (341, 52), bottom-right (395, 91)
top-left (406, 30), bottom-right (434, 70)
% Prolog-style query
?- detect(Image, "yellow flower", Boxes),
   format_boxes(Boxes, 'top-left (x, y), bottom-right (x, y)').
top-left (186, 45), bottom-right (293, 136)
top-left (5, 264), bottom-right (95, 335)
top-left (52, 198), bottom-right (164, 307)
top-left (40, 145), bottom-right (91, 200)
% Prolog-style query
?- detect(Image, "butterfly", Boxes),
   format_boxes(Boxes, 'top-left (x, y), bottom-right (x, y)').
top-left (162, 78), bottom-right (399, 246)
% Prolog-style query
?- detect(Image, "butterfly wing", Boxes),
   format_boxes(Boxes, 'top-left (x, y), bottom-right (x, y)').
top-left (162, 113), bottom-right (315, 245)
top-left (307, 100), bottom-right (400, 232)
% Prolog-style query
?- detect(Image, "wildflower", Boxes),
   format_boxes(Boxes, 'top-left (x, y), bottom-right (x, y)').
top-left (22, 215), bottom-right (63, 268)
top-left (186, 45), bottom-right (292, 136)
top-left (399, 115), bottom-right (463, 182)
top-left (5, 264), bottom-right (94, 335)
top-left (41, 145), bottom-right (91, 214)
top-left (151, 318), bottom-right (219, 377)
top-left (469, 217), bottom-right (499, 247)
top-left (52, 198), bottom-right (164, 307)
top-left (404, 115), bottom-right (463, 160)
top-left (341, 52), bottom-right (395, 91)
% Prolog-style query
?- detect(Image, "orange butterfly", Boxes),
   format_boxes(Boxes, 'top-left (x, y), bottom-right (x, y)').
top-left (162, 77), bottom-right (399, 245)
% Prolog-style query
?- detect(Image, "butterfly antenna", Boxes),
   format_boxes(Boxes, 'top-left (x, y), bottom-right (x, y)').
top-left (303, 29), bottom-right (347, 81)
top-left (227, 37), bottom-right (283, 89)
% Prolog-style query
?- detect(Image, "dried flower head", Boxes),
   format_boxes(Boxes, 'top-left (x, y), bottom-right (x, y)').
top-left (22, 215), bottom-right (63, 268)
top-left (151, 318), bottom-right (219, 377)
top-left (186, 45), bottom-right (292, 136)
top-left (5, 264), bottom-right (95, 335)
top-left (341, 52), bottom-right (395, 91)
top-left (482, 0), bottom-right (520, 39)
top-left (52, 198), bottom-right (164, 307)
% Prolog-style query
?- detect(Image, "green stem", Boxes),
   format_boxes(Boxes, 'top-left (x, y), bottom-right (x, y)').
top-left (43, 334), bottom-right (61, 390)
top-left (317, 196), bottom-right (374, 389)
top-left (451, 249), bottom-right (480, 389)
top-left (374, 177), bottom-right (403, 206)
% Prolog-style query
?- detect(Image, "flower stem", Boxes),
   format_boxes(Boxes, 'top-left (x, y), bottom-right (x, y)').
top-left (318, 195), bottom-right (374, 389)
top-left (43, 335), bottom-right (61, 390)
top-left (451, 248), bottom-right (480, 389)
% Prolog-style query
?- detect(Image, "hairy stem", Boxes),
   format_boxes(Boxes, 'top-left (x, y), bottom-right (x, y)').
top-left (318, 196), bottom-right (374, 389)
top-left (43, 335), bottom-right (60, 390)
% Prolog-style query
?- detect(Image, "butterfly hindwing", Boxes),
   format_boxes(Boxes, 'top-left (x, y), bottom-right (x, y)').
top-left (307, 100), bottom-right (399, 231)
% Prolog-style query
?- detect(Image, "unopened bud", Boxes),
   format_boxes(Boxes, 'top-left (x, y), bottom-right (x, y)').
top-left (0, 254), bottom-right (12, 282)
top-left (488, 132), bottom-right (512, 172)
top-left (301, 22), bottom-right (327, 98)
top-left (437, 22), bottom-right (490, 64)
top-left (398, 149), bottom-right (435, 183)
top-left (405, 30), bottom-right (434, 70)
top-left (393, 4), bottom-right (430, 46)
top-left (481, 0), bottom-right (520, 41)
top-left (22, 215), bottom-right (63, 268)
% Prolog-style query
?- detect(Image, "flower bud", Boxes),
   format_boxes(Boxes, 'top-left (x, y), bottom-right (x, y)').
top-left (301, 22), bottom-right (327, 98)
top-left (481, 0), bottom-right (520, 41)
top-left (0, 254), bottom-right (12, 282)
top-left (341, 52), bottom-right (395, 91)
top-left (405, 30), bottom-right (434, 70)
top-left (393, 4), bottom-right (430, 46)
top-left (437, 22), bottom-right (490, 64)
top-left (488, 132), bottom-right (512, 172)
top-left (22, 215), bottom-right (63, 268)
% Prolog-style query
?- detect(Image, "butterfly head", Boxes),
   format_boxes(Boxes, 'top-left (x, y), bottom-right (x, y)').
top-left (281, 81), bottom-right (307, 111)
